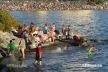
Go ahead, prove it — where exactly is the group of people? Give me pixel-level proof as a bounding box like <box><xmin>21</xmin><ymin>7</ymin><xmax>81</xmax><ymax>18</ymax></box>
<box><xmin>9</xmin><ymin>22</ymin><xmax>71</xmax><ymax>65</ymax></box>
<box><xmin>7</xmin><ymin>22</ymin><xmax>97</xmax><ymax>66</ymax></box>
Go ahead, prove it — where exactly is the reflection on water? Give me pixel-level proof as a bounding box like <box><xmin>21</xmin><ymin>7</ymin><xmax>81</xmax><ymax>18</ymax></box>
<box><xmin>0</xmin><ymin>43</ymin><xmax>108</xmax><ymax>72</ymax></box>
<box><xmin>37</xmin><ymin>11</ymin><xmax>48</xmax><ymax>18</ymax></box>
<box><xmin>46</xmin><ymin>46</ymin><xmax>68</xmax><ymax>53</ymax></box>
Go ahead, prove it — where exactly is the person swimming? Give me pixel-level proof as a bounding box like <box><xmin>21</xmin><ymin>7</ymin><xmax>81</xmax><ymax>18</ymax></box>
<box><xmin>87</xmin><ymin>45</ymin><xmax>96</xmax><ymax>59</ymax></box>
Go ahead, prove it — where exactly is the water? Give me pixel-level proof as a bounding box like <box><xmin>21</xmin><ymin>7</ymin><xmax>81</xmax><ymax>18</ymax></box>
<box><xmin>10</xmin><ymin>10</ymin><xmax>108</xmax><ymax>39</ymax></box>
<box><xmin>0</xmin><ymin>10</ymin><xmax>108</xmax><ymax>72</ymax></box>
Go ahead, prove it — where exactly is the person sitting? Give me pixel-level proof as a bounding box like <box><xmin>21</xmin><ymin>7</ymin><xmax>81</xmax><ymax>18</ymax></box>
<box><xmin>48</xmin><ymin>27</ymin><xmax>56</xmax><ymax>42</ymax></box>
<box><xmin>40</xmin><ymin>34</ymin><xmax>49</xmax><ymax>43</ymax></box>
<box><xmin>38</xmin><ymin>29</ymin><xmax>44</xmax><ymax>37</ymax></box>
<box><xmin>43</xmin><ymin>24</ymin><xmax>49</xmax><ymax>34</ymax></box>
<box><xmin>72</xmin><ymin>35</ymin><xmax>81</xmax><ymax>46</ymax></box>
<box><xmin>73</xmin><ymin>35</ymin><xmax>81</xmax><ymax>41</ymax></box>
<box><xmin>51</xmin><ymin>23</ymin><xmax>56</xmax><ymax>32</ymax></box>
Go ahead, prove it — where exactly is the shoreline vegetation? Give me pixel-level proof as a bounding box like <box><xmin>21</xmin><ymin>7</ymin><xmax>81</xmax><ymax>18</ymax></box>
<box><xmin>0</xmin><ymin>10</ymin><xmax>21</xmax><ymax>47</ymax></box>
<box><xmin>0</xmin><ymin>1</ymin><xmax>108</xmax><ymax>11</ymax></box>
<box><xmin>0</xmin><ymin>10</ymin><xmax>20</xmax><ymax>32</ymax></box>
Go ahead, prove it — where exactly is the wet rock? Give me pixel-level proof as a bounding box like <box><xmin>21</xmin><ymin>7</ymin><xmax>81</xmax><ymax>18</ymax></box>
<box><xmin>0</xmin><ymin>54</ymin><xmax>2</xmax><ymax>58</ymax></box>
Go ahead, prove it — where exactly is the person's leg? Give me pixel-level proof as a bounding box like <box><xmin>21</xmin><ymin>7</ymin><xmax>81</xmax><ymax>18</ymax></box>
<box><xmin>11</xmin><ymin>50</ymin><xmax>14</xmax><ymax>56</ymax></box>
<box><xmin>37</xmin><ymin>56</ymin><xmax>41</xmax><ymax>65</ymax></box>
<box><xmin>20</xmin><ymin>48</ymin><xmax>25</xmax><ymax>65</ymax></box>
<box><xmin>21</xmin><ymin>58</ymin><xmax>24</xmax><ymax>65</ymax></box>
<box><xmin>21</xmin><ymin>48</ymin><xmax>25</xmax><ymax>60</ymax></box>
<box><xmin>34</xmin><ymin>54</ymin><xmax>38</xmax><ymax>64</ymax></box>
<box><xmin>35</xmin><ymin>60</ymin><xmax>38</xmax><ymax>64</ymax></box>
<box><xmin>39</xmin><ymin>60</ymin><xmax>42</xmax><ymax>65</ymax></box>
<box><xmin>9</xmin><ymin>49</ymin><xmax>13</xmax><ymax>56</ymax></box>
<box><xmin>51</xmin><ymin>37</ymin><xmax>54</xmax><ymax>42</ymax></box>
<box><xmin>38</xmin><ymin>57</ymin><xmax>42</xmax><ymax>65</ymax></box>
<box><xmin>9</xmin><ymin>51</ymin><xmax>12</xmax><ymax>56</ymax></box>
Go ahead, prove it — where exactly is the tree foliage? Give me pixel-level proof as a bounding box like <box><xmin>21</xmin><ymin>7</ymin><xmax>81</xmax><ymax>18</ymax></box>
<box><xmin>0</xmin><ymin>10</ymin><xmax>21</xmax><ymax>32</ymax></box>
<box><xmin>87</xmin><ymin>0</ymin><xmax>106</xmax><ymax>4</ymax></box>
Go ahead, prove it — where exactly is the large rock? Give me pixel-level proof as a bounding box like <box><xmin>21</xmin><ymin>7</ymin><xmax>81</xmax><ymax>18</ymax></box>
<box><xmin>0</xmin><ymin>31</ymin><xmax>18</xmax><ymax>48</ymax></box>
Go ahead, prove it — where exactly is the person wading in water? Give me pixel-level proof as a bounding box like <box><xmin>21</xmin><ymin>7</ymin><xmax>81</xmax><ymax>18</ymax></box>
<box><xmin>87</xmin><ymin>45</ymin><xmax>97</xmax><ymax>60</ymax></box>
<box><xmin>17</xmin><ymin>26</ymin><xmax>26</xmax><ymax>65</ymax></box>
<box><xmin>34</xmin><ymin>43</ymin><xmax>42</xmax><ymax>65</ymax></box>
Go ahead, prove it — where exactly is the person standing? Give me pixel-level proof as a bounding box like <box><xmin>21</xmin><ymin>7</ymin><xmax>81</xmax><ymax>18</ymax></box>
<box><xmin>18</xmin><ymin>37</ymin><xmax>26</xmax><ymax>65</ymax></box>
<box><xmin>34</xmin><ymin>43</ymin><xmax>42</xmax><ymax>65</ymax></box>
<box><xmin>17</xmin><ymin>26</ymin><xmax>26</xmax><ymax>65</ymax></box>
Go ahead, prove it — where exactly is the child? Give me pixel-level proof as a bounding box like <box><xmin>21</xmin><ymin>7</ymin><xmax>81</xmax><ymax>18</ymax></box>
<box><xmin>87</xmin><ymin>45</ymin><xmax>96</xmax><ymax>59</ymax></box>
<box><xmin>34</xmin><ymin>43</ymin><xmax>42</xmax><ymax>65</ymax></box>
<box><xmin>7</xmin><ymin>39</ymin><xmax>17</xmax><ymax>56</ymax></box>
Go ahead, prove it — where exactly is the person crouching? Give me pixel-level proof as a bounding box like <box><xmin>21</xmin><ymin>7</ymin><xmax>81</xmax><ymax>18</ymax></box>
<box><xmin>7</xmin><ymin>39</ymin><xmax>17</xmax><ymax>56</ymax></box>
<box><xmin>34</xmin><ymin>43</ymin><xmax>42</xmax><ymax>65</ymax></box>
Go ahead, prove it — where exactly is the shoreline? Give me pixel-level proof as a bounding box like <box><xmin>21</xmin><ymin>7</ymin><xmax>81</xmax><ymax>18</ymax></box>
<box><xmin>1</xmin><ymin>2</ymin><xmax>108</xmax><ymax>11</ymax></box>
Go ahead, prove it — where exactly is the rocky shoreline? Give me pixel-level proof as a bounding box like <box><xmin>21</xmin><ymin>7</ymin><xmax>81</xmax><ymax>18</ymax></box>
<box><xmin>0</xmin><ymin>31</ymin><xmax>18</xmax><ymax>48</ymax></box>
<box><xmin>0</xmin><ymin>1</ymin><xmax>108</xmax><ymax>11</ymax></box>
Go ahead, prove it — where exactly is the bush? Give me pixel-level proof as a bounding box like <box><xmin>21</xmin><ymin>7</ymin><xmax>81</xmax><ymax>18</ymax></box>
<box><xmin>87</xmin><ymin>0</ymin><xmax>106</xmax><ymax>4</ymax></box>
<box><xmin>0</xmin><ymin>10</ymin><xmax>21</xmax><ymax>32</ymax></box>
<box><xmin>95</xmin><ymin>0</ymin><xmax>105</xmax><ymax>4</ymax></box>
